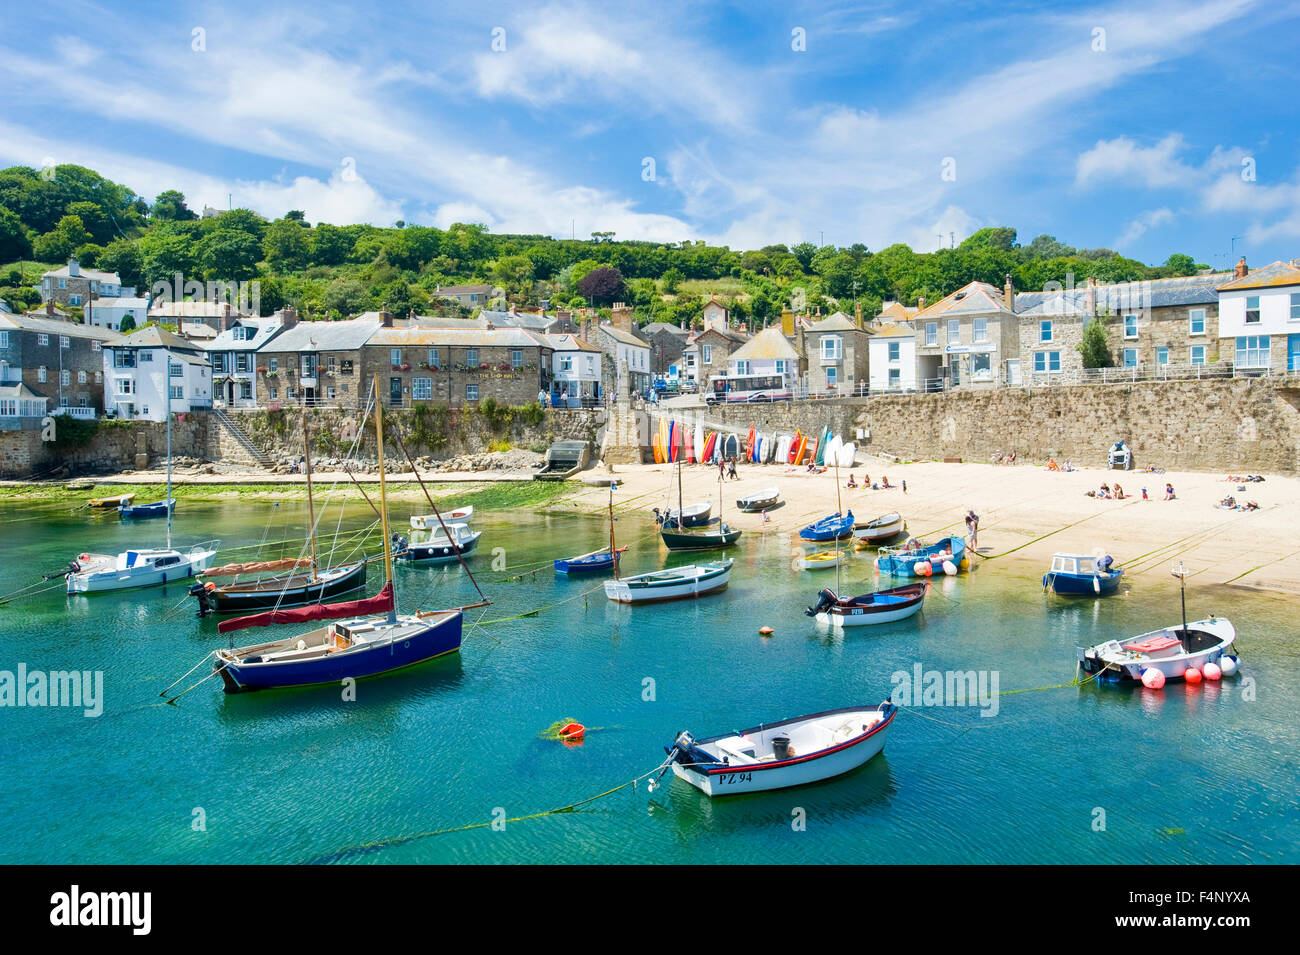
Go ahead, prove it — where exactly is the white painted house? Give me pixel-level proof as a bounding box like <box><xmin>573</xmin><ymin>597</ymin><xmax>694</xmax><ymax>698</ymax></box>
<box><xmin>726</xmin><ymin>326</ymin><xmax>801</xmax><ymax>385</ymax></box>
<box><xmin>543</xmin><ymin>333</ymin><xmax>603</xmax><ymax>407</ymax></box>
<box><xmin>868</xmin><ymin>322</ymin><xmax>918</xmax><ymax>392</ymax></box>
<box><xmin>102</xmin><ymin>326</ymin><xmax>212</xmax><ymax>421</ymax></box>
<box><xmin>86</xmin><ymin>296</ymin><xmax>150</xmax><ymax>332</ymax></box>
<box><xmin>1216</xmin><ymin>260</ymin><xmax>1300</xmax><ymax>374</ymax></box>
<box><xmin>205</xmin><ymin>317</ymin><xmax>284</xmax><ymax>408</ymax></box>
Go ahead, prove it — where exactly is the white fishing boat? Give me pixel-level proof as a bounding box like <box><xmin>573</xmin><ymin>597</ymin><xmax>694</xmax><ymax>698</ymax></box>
<box><xmin>603</xmin><ymin>559</ymin><xmax>732</xmax><ymax>604</ymax></box>
<box><xmin>1076</xmin><ymin>563</ymin><xmax>1238</xmax><ymax>685</ymax></box>
<box><xmin>736</xmin><ymin>485</ymin><xmax>780</xmax><ymax>512</ymax></box>
<box><xmin>660</xmin><ymin>701</ymin><xmax>897</xmax><ymax>796</ymax></box>
<box><xmin>853</xmin><ymin>512</ymin><xmax>906</xmax><ymax>542</ymax></box>
<box><xmin>399</xmin><ymin>522</ymin><xmax>481</xmax><ymax>563</ymax></box>
<box><xmin>655</xmin><ymin>500</ymin><xmax>712</xmax><ymax>529</ymax></box>
<box><xmin>799</xmin><ymin>550</ymin><xmax>847</xmax><ymax>571</ymax></box>
<box><xmin>410</xmin><ymin>506</ymin><xmax>472</xmax><ymax>529</ymax></box>
<box><xmin>67</xmin><ymin>386</ymin><xmax>218</xmax><ymax>593</ymax></box>
<box><xmin>807</xmin><ymin>583</ymin><xmax>928</xmax><ymax>627</ymax></box>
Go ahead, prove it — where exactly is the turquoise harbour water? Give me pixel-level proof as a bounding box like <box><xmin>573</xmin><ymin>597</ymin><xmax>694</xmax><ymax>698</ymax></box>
<box><xmin>1</xmin><ymin>498</ymin><xmax>1296</xmax><ymax>865</ymax></box>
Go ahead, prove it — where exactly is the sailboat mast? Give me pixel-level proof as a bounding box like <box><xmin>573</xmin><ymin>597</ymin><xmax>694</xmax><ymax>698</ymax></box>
<box><xmin>374</xmin><ymin>377</ymin><xmax>397</xmax><ymax>623</ymax></box>
<box><xmin>165</xmin><ymin>375</ymin><xmax>172</xmax><ymax>550</ymax></box>
<box><xmin>609</xmin><ymin>482</ymin><xmax>618</xmax><ymax>580</ymax></box>
<box><xmin>302</xmin><ymin>415</ymin><xmax>320</xmax><ymax>580</ymax></box>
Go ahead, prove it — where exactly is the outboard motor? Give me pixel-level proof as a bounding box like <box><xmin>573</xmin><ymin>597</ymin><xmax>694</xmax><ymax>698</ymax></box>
<box><xmin>1098</xmin><ymin>555</ymin><xmax>1113</xmax><ymax>573</ymax></box>
<box><xmin>806</xmin><ymin>588</ymin><xmax>837</xmax><ymax>617</ymax></box>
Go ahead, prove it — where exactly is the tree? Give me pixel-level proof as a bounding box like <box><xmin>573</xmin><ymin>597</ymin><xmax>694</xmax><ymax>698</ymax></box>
<box><xmin>197</xmin><ymin>228</ymin><xmax>261</xmax><ymax>281</ymax></box>
<box><xmin>32</xmin><ymin>214</ymin><xmax>92</xmax><ymax>263</ymax></box>
<box><xmin>310</xmin><ymin>223</ymin><xmax>354</xmax><ymax>266</ymax></box>
<box><xmin>1078</xmin><ymin>319</ymin><xmax>1113</xmax><ymax>368</ymax></box>
<box><xmin>98</xmin><ymin>238</ymin><xmax>144</xmax><ymax>291</ymax></box>
<box><xmin>0</xmin><ymin>205</ymin><xmax>31</xmax><ymax>261</ymax></box>
<box><xmin>139</xmin><ymin>228</ymin><xmax>199</xmax><ymax>288</ymax></box>
<box><xmin>323</xmin><ymin>277</ymin><xmax>367</xmax><ymax>317</ymax></box>
<box><xmin>660</xmin><ymin>267</ymin><xmax>683</xmax><ymax>294</ymax></box>
<box><xmin>118</xmin><ymin>314</ymin><xmax>136</xmax><ymax>333</ymax></box>
<box><xmin>263</xmin><ymin>217</ymin><xmax>311</xmax><ymax>271</ymax></box>
<box><xmin>152</xmin><ymin>190</ymin><xmax>197</xmax><ymax>221</ymax></box>
<box><xmin>577</xmin><ymin>266</ymin><xmax>625</xmax><ymax>305</ymax></box>
<box><xmin>960</xmin><ymin>226</ymin><xmax>1018</xmax><ymax>252</ymax></box>
<box><xmin>1164</xmin><ymin>253</ymin><xmax>1196</xmax><ymax>276</ymax></box>
<box><xmin>490</xmin><ymin>254</ymin><xmax>534</xmax><ymax>300</ymax></box>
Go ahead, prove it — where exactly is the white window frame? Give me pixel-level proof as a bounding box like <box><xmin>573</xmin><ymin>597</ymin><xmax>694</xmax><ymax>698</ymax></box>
<box><xmin>1290</xmin><ymin>294</ymin><xmax>1300</xmax><ymax>322</ymax></box>
<box><xmin>390</xmin><ymin>348</ymin><xmax>402</xmax><ymax>366</ymax></box>
<box><xmin>701</xmin><ymin>344</ymin><xmax>712</xmax><ymax>364</ymax></box>
<box><xmin>1123</xmin><ymin>348</ymin><xmax>1138</xmax><ymax>368</ymax></box>
<box><xmin>412</xmin><ymin>377</ymin><xmax>432</xmax><ymax>400</ymax></box>
<box><xmin>1245</xmin><ymin>296</ymin><xmax>1260</xmax><ymax>324</ymax></box>
<box><xmin>822</xmin><ymin>336</ymin><xmax>843</xmax><ymax>361</ymax></box>
<box><xmin>1123</xmin><ymin>314</ymin><xmax>1138</xmax><ymax>339</ymax></box>
<box><xmin>973</xmin><ymin>318</ymin><xmax>988</xmax><ymax>343</ymax></box>
<box><xmin>1190</xmin><ymin>345</ymin><xmax>1206</xmax><ymax>365</ymax></box>
<box><xmin>38</xmin><ymin>366</ymin><xmax>47</xmax><ymax>382</ymax></box>
<box><xmin>925</xmin><ymin>323</ymin><xmax>937</xmax><ymax>346</ymax></box>
<box><xmin>887</xmin><ymin>342</ymin><xmax>900</xmax><ymax>362</ymax></box>
<box><xmin>1155</xmin><ymin>347</ymin><xmax>1169</xmax><ymax>366</ymax></box>
<box><xmin>946</xmin><ymin>320</ymin><xmax>959</xmax><ymax>344</ymax></box>
<box><xmin>60</xmin><ymin>335</ymin><xmax>70</xmax><ymax>349</ymax></box>
<box><xmin>37</xmin><ymin>334</ymin><xmax>49</xmax><ymax>346</ymax></box>
<box><xmin>466</xmin><ymin>384</ymin><xmax>479</xmax><ymax>401</ymax></box>
<box><xmin>1039</xmin><ymin>320</ymin><xmax>1053</xmax><ymax>343</ymax></box>
<box><xmin>77</xmin><ymin>370</ymin><xmax>87</xmax><ymax>383</ymax></box>
<box><xmin>1235</xmin><ymin>335</ymin><xmax>1269</xmax><ymax>369</ymax></box>
<box><xmin>1188</xmin><ymin>308</ymin><xmax>1206</xmax><ymax>336</ymax></box>
<box><xmin>1033</xmin><ymin>351</ymin><xmax>1061</xmax><ymax>373</ymax></box>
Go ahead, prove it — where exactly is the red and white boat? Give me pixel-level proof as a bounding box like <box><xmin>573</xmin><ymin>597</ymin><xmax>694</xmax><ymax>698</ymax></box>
<box><xmin>806</xmin><ymin>582</ymin><xmax>928</xmax><ymax>627</ymax></box>
<box><xmin>661</xmin><ymin>701</ymin><xmax>897</xmax><ymax>796</ymax></box>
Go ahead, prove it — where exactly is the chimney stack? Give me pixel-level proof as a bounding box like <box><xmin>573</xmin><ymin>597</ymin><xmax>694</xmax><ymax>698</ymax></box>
<box><xmin>917</xmin><ymin>296</ymin><xmax>926</xmax><ymax>311</ymax></box>
<box><xmin>379</xmin><ymin>309</ymin><xmax>393</xmax><ymax>328</ymax></box>
<box><xmin>68</xmin><ymin>257</ymin><xmax>80</xmax><ymax>278</ymax></box>
<box><xmin>45</xmin><ymin>300</ymin><xmax>55</xmax><ymax>317</ymax></box>
<box><xmin>1085</xmin><ymin>276</ymin><xmax>1097</xmax><ymax>317</ymax></box>
<box><xmin>280</xmin><ymin>305</ymin><xmax>299</xmax><ymax>329</ymax></box>
<box><xmin>221</xmin><ymin>302</ymin><xmax>233</xmax><ymax>331</ymax></box>
<box><xmin>1235</xmin><ymin>256</ymin><xmax>1248</xmax><ymax>280</ymax></box>
<box><xmin>1004</xmin><ymin>274</ymin><xmax>1014</xmax><ymax>310</ymax></box>
<box><xmin>855</xmin><ymin>301</ymin><xmax>863</xmax><ymax>329</ymax></box>
<box><xmin>781</xmin><ymin>309</ymin><xmax>794</xmax><ymax>336</ymax></box>
<box><xmin>611</xmin><ymin>302</ymin><xmax>633</xmax><ymax>333</ymax></box>
<box><xmin>581</xmin><ymin>316</ymin><xmax>591</xmax><ymax>342</ymax></box>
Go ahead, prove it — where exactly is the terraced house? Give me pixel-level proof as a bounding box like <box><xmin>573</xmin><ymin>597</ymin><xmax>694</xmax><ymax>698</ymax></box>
<box><xmin>255</xmin><ymin>309</ymin><xmax>379</xmax><ymax>407</ymax></box>
<box><xmin>39</xmin><ymin>257</ymin><xmax>130</xmax><ymax>307</ymax></box>
<box><xmin>363</xmin><ymin>324</ymin><xmax>553</xmax><ymax>408</ymax></box>
<box><xmin>1216</xmin><ymin>259</ymin><xmax>1300</xmax><ymax>375</ymax></box>
<box><xmin>0</xmin><ymin>311</ymin><xmax>119</xmax><ymax>425</ymax></box>
<box><xmin>915</xmin><ymin>279</ymin><xmax>1021</xmax><ymax>388</ymax></box>
<box><xmin>805</xmin><ymin>311</ymin><xmax>870</xmax><ymax>395</ymax></box>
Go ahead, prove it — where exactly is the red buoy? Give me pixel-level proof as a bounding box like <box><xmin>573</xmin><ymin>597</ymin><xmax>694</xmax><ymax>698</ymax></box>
<box><xmin>558</xmin><ymin>721</ymin><xmax>585</xmax><ymax>741</ymax></box>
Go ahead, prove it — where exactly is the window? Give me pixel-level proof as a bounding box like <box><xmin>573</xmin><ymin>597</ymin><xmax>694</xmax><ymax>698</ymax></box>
<box><xmin>428</xmin><ymin>349</ymin><xmax>440</xmax><ymax>368</ymax></box>
<box><xmin>466</xmin><ymin>348</ymin><xmax>478</xmax><ymax>366</ymax></box>
<box><xmin>239</xmin><ymin>381</ymin><xmax>252</xmax><ymax>400</ymax></box>
<box><xmin>327</xmin><ymin>357</ymin><xmax>336</xmax><ymax>374</ymax></box>
<box><xmin>466</xmin><ymin>384</ymin><xmax>479</xmax><ymax>401</ymax></box>
<box><xmin>925</xmin><ymin>323</ymin><xmax>937</xmax><ymax>346</ymax></box>
<box><xmin>115</xmin><ymin>378</ymin><xmax>132</xmax><ymax>395</ymax></box>
<box><xmin>1123</xmin><ymin>314</ymin><xmax>1138</xmax><ymax>339</ymax></box>
<box><xmin>1242</xmin><ymin>296</ymin><xmax>1261</xmax><ymax>325</ymax></box>
<box><xmin>169</xmin><ymin>362</ymin><xmax>183</xmax><ymax>378</ymax></box>
<box><xmin>826</xmin><ymin>366</ymin><xmax>838</xmax><ymax>388</ymax></box>
<box><xmin>1123</xmin><ymin>348</ymin><xmax>1138</xmax><ymax>367</ymax></box>
<box><xmin>77</xmin><ymin>370</ymin><xmax>87</xmax><ymax>384</ymax></box>
<box><xmin>390</xmin><ymin>348</ymin><xmax>402</xmax><ymax>366</ymax></box>
<box><xmin>0</xmin><ymin>399</ymin><xmax>13</xmax><ymax>416</ymax></box>
<box><xmin>1156</xmin><ymin>347</ymin><xmax>1169</xmax><ymax>366</ymax></box>
<box><xmin>139</xmin><ymin>350</ymin><xmax>153</xmax><ymax>362</ymax></box>
<box><xmin>169</xmin><ymin>385</ymin><xmax>183</xmax><ymax>399</ymax></box>
<box><xmin>888</xmin><ymin>368</ymin><xmax>901</xmax><ymax>387</ymax></box>
<box><xmin>971</xmin><ymin>353</ymin><xmax>991</xmax><ymax>378</ymax></box>
<box><xmin>702</xmin><ymin>344</ymin><xmax>713</xmax><ymax>364</ymax></box>
<box><xmin>413</xmin><ymin>377</ymin><xmax>432</xmax><ymax>400</ymax></box>
<box><xmin>69</xmin><ymin>295</ymin><xmax>82</xmax><ymax>306</ymax></box>
<box><xmin>61</xmin><ymin>369</ymin><xmax>70</xmax><ymax>386</ymax></box>
<box><xmin>0</xmin><ymin>331</ymin><xmax>7</xmax><ymax>348</ymax></box>
<box><xmin>269</xmin><ymin>358</ymin><xmax>278</xmax><ymax>373</ymax></box>
<box><xmin>1235</xmin><ymin>335</ymin><xmax>1270</xmax><ymax>368</ymax></box>
<box><xmin>235</xmin><ymin>354</ymin><xmax>249</xmax><ymax>373</ymax></box>
<box><xmin>888</xmin><ymin>342</ymin><xmax>900</xmax><ymax>362</ymax></box>
<box><xmin>57</xmin><ymin>278</ymin><xmax>66</xmax><ymax>289</ymax></box>
<box><xmin>1039</xmin><ymin>320</ymin><xmax>1053</xmax><ymax>343</ymax></box>
<box><xmin>947</xmin><ymin>320</ymin><xmax>959</xmax><ymax>343</ymax></box>
<box><xmin>37</xmin><ymin>334</ymin><xmax>49</xmax><ymax>346</ymax></box>
<box><xmin>775</xmin><ymin>360</ymin><xmax>787</xmax><ymax>375</ymax></box>
<box><xmin>91</xmin><ymin>340</ymin><xmax>101</xmax><ymax>352</ymax></box>
<box><xmin>1189</xmin><ymin>309</ymin><xmax>1206</xmax><ymax>335</ymax></box>
<box><xmin>269</xmin><ymin>388</ymin><xmax>278</xmax><ymax>400</ymax></box>
<box><xmin>559</xmin><ymin>356</ymin><xmax>572</xmax><ymax>372</ymax></box>
<box><xmin>1190</xmin><ymin>345</ymin><xmax>1206</xmax><ymax>365</ymax></box>
<box><xmin>38</xmin><ymin>366</ymin><xmax>47</xmax><ymax>382</ymax></box>
<box><xmin>60</xmin><ymin>336</ymin><xmax>70</xmax><ymax>349</ymax></box>
<box><xmin>1033</xmin><ymin>351</ymin><xmax>1060</xmax><ymax>373</ymax></box>
<box><xmin>95</xmin><ymin>371</ymin><xmax>101</xmax><ymax>383</ymax></box>
<box><xmin>114</xmin><ymin>351</ymin><xmax>135</xmax><ymax>368</ymax></box>
<box><xmin>1291</xmin><ymin>294</ymin><xmax>1300</xmax><ymax>321</ymax></box>
<box><xmin>973</xmin><ymin>318</ymin><xmax>988</xmax><ymax>343</ymax></box>
<box><xmin>734</xmin><ymin>360</ymin><xmax>751</xmax><ymax>376</ymax></box>
<box><xmin>822</xmin><ymin>336</ymin><xmax>843</xmax><ymax>360</ymax></box>
<box><xmin>511</xmin><ymin>349</ymin><xmax>523</xmax><ymax>368</ymax></box>
<box><xmin>326</xmin><ymin>387</ymin><xmax>336</xmax><ymax>399</ymax></box>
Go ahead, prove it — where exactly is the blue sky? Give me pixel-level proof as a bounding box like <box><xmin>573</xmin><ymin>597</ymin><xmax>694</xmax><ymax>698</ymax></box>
<box><xmin>2</xmin><ymin>0</ymin><xmax>1299</xmax><ymax>268</ymax></box>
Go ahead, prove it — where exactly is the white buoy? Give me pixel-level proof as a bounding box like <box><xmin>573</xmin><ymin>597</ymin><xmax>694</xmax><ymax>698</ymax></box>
<box><xmin>942</xmin><ymin>560</ymin><xmax>957</xmax><ymax>576</ymax></box>
<box><xmin>1202</xmin><ymin>661</ymin><xmax>1222</xmax><ymax>681</ymax></box>
<box><xmin>913</xmin><ymin>561</ymin><xmax>927</xmax><ymax>576</ymax></box>
<box><xmin>1141</xmin><ymin>668</ymin><xmax>1165</xmax><ymax>689</ymax></box>
<box><xmin>1220</xmin><ymin>655</ymin><xmax>1239</xmax><ymax>676</ymax></box>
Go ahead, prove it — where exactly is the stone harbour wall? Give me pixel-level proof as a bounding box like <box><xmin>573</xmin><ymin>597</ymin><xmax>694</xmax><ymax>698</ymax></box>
<box><xmin>0</xmin><ymin>412</ymin><xmax>209</xmax><ymax>479</ymax></box>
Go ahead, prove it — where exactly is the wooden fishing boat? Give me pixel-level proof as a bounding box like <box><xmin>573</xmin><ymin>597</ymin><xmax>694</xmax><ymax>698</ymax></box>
<box><xmin>656</xmin><ymin>501</ymin><xmax>712</xmax><ymax>529</ymax></box>
<box><xmin>1078</xmin><ymin>618</ymin><xmax>1236</xmax><ymax>684</ymax></box>
<box><xmin>210</xmin><ymin>378</ymin><xmax>481</xmax><ymax>694</ymax></box>
<box><xmin>799</xmin><ymin>550</ymin><xmax>847</xmax><ymax>571</ymax></box>
<box><xmin>399</xmin><ymin>522</ymin><xmax>481</xmax><ymax>563</ymax></box>
<box><xmin>853</xmin><ymin>512</ymin><xmax>906</xmax><ymax>543</ymax></box>
<box><xmin>660</xmin><ymin>701</ymin><xmax>897</xmax><ymax>797</ymax></box>
<box><xmin>410</xmin><ymin>507</ymin><xmax>472</xmax><ymax>529</ymax></box>
<box><xmin>119</xmin><ymin>498</ymin><xmax>176</xmax><ymax>519</ymax></box>
<box><xmin>875</xmin><ymin>536</ymin><xmax>965</xmax><ymax>577</ymax></box>
<box><xmin>603</xmin><ymin>559</ymin><xmax>732</xmax><ymax>604</ymax></box>
<box><xmin>799</xmin><ymin>510</ymin><xmax>855</xmax><ymax>542</ymax></box>
<box><xmin>87</xmin><ymin>492</ymin><xmax>135</xmax><ymax>509</ymax></box>
<box><xmin>660</xmin><ymin>461</ymin><xmax>741</xmax><ymax>551</ymax></box>
<box><xmin>736</xmin><ymin>486</ymin><xmax>780</xmax><ymax>512</ymax></box>
<box><xmin>806</xmin><ymin>582</ymin><xmax>928</xmax><ymax>627</ymax></box>
<box><xmin>192</xmin><ymin>560</ymin><xmax>367</xmax><ymax>616</ymax></box>
<box><xmin>554</xmin><ymin>546</ymin><xmax>627</xmax><ymax>574</ymax></box>
<box><xmin>1043</xmin><ymin>552</ymin><xmax>1122</xmax><ymax>596</ymax></box>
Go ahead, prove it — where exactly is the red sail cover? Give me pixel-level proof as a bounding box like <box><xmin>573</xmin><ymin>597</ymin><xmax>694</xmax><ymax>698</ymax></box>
<box><xmin>218</xmin><ymin>582</ymin><xmax>394</xmax><ymax>634</ymax></box>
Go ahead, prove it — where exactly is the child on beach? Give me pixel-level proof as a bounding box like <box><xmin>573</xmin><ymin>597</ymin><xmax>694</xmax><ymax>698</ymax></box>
<box><xmin>1164</xmin><ymin>483</ymin><xmax>1175</xmax><ymax>500</ymax></box>
<box><xmin>846</xmin><ymin>474</ymin><xmax>858</xmax><ymax>488</ymax></box>
<box><xmin>881</xmin><ymin>475</ymin><xmax>892</xmax><ymax>488</ymax></box>
<box><xmin>965</xmin><ymin>510</ymin><xmax>979</xmax><ymax>549</ymax></box>
<box><xmin>1142</xmin><ymin>487</ymin><xmax>1148</xmax><ymax>500</ymax></box>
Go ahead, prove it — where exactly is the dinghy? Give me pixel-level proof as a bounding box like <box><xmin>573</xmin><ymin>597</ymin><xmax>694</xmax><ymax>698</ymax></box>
<box><xmin>875</xmin><ymin>536</ymin><xmax>965</xmax><ymax>577</ymax></box>
<box><xmin>799</xmin><ymin>510</ymin><xmax>855</xmax><ymax>542</ymax></box>
<box><xmin>659</xmin><ymin>461</ymin><xmax>741</xmax><ymax>551</ymax></box>
<box><xmin>119</xmin><ymin>498</ymin><xmax>176</xmax><ymax>519</ymax></box>
<box><xmin>1044</xmin><ymin>552</ymin><xmax>1122</xmax><ymax>596</ymax></box>
<box><xmin>661</xmin><ymin>701</ymin><xmax>897</xmax><ymax>797</ymax></box>
<box><xmin>736</xmin><ymin>486</ymin><xmax>780</xmax><ymax>512</ymax></box>
<box><xmin>410</xmin><ymin>507</ymin><xmax>472</xmax><ymax>529</ymax></box>
<box><xmin>398</xmin><ymin>522</ymin><xmax>481</xmax><ymax>563</ymax></box>
<box><xmin>558</xmin><ymin>482</ymin><xmax>626</xmax><ymax>573</ymax></box>
<box><xmin>853</xmin><ymin>512</ymin><xmax>906</xmax><ymax>543</ymax></box>
<box><xmin>87</xmin><ymin>492</ymin><xmax>135</xmax><ymax>509</ymax></box>
<box><xmin>604</xmin><ymin>559</ymin><xmax>733</xmax><ymax>604</ymax></box>
<box><xmin>799</xmin><ymin>550</ymin><xmax>847</xmax><ymax>571</ymax></box>
<box><xmin>656</xmin><ymin>501</ymin><xmax>712</xmax><ymax>528</ymax></box>
<box><xmin>806</xmin><ymin>582</ymin><xmax>928</xmax><ymax>627</ymax></box>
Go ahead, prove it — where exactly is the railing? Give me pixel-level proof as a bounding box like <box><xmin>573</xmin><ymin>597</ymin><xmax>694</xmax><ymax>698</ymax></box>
<box><xmin>50</xmin><ymin>406</ymin><xmax>96</xmax><ymax>419</ymax></box>
<box><xmin>1024</xmin><ymin>362</ymin><xmax>1239</xmax><ymax>388</ymax></box>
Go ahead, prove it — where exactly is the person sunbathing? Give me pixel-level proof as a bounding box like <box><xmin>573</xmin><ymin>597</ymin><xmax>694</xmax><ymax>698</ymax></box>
<box><xmin>1047</xmin><ymin>459</ymin><xmax>1060</xmax><ymax>471</ymax></box>
<box><xmin>881</xmin><ymin>475</ymin><xmax>893</xmax><ymax>488</ymax></box>
<box><xmin>1113</xmin><ymin>483</ymin><xmax>1124</xmax><ymax>499</ymax></box>
<box><xmin>846</xmin><ymin>474</ymin><xmax>858</xmax><ymax>488</ymax></box>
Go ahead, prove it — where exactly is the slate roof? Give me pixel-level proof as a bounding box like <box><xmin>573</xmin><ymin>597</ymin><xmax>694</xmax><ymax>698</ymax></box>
<box><xmin>259</xmin><ymin>318</ymin><xmax>382</xmax><ymax>353</ymax></box>
<box><xmin>369</xmin><ymin>326</ymin><xmax>550</xmax><ymax>348</ymax></box>
<box><xmin>597</xmin><ymin>324</ymin><xmax>650</xmax><ymax>348</ymax></box>
<box><xmin>42</xmin><ymin>262</ymin><xmax>120</xmax><ymax>283</ymax></box>
<box><xmin>205</xmin><ymin>319</ymin><xmax>284</xmax><ymax>351</ymax></box>
<box><xmin>109</xmin><ymin>324</ymin><xmax>209</xmax><ymax>360</ymax></box>
<box><xmin>1016</xmin><ymin>272</ymin><xmax>1229</xmax><ymax>315</ymax></box>
<box><xmin>728</xmin><ymin>326</ymin><xmax>801</xmax><ymax>361</ymax></box>
<box><xmin>918</xmin><ymin>282</ymin><xmax>1013</xmax><ymax>318</ymax></box>
<box><xmin>641</xmin><ymin>322</ymin><xmax>690</xmax><ymax>337</ymax></box>
<box><xmin>543</xmin><ymin>333</ymin><xmax>604</xmax><ymax>353</ymax></box>
<box><xmin>809</xmin><ymin>312</ymin><xmax>862</xmax><ymax>333</ymax></box>
<box><xmin>870</xmin><ymin>322</ymin><xmax>915</xmax><ymax>339</ymax></box>
<box><xmin>0</xmin><ymin>312</ymin><xmax>122</xmax><ymax>342</ymax></box>
<box><xmin>1217</xmin><ymin>261</ymin><xmax>1300</xmax><ymax>291</ymax></box>
<box><xmin>480</xmin><ymin>309</ymin><xmax>557</xmax><ymax>331</ymax></box>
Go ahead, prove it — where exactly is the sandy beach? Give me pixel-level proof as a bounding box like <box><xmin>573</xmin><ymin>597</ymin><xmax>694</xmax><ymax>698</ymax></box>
<box><xmin>564</xmin><ymin>455</ymin><xmax>1300</xmax><ymax>599</ymax></box>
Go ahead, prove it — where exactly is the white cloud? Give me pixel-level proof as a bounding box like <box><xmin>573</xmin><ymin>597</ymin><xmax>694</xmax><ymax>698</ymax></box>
<box><xmin>1076</xmin><ymin>135</ymin><xmax>1197</xmax><ymax>189</ymax></box>
<box><xmin>1115</xmin><ymin>207</ymin><xmax>1175</xmax><ymax>247</ymax></box>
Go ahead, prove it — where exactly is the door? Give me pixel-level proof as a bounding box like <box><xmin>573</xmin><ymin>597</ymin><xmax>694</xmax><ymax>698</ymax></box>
<box><xmin>390</xmin><ymin>377</ymin><xmax>402</xmax><ymax>406</ymax></box>
<box><xmin>1005</xmin><ymin>359</ymin><xmax>1021</xmax><ymax>385</ymax></box>
<box><xmin>1289</xmin><ymin>334</ymin><xmax>1300</xmax><ymax>372</ymax></box>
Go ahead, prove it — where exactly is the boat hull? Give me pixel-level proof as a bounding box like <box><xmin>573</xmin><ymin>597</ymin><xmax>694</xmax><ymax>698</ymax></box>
<box><xmin>853</xmin><ymin>514</ymin><xmax>905</xmax><ymax>542</ymax></box>
<box><xmin>811</xmin><ymin>583</ymin><xmax>928</xmax><ymax>627</ymax></box>
<box><xmin>604</xmin><ymin>561</ymin><xmax>732</xmax><ymax>604</ymax></box>
<box><xmin>554</xmin><ymin>551</ymin><xmax>622</xmax><ymax>574</ymax></box>
<box><xmin>1045</xmin><ymin>569</ymin><xmax>1123</xmax><ymax>596</ymax></box>
<box><xmin>216</xmin><ymin>612</ymin><xmax>463</xmax><ymax>693</ymax></box>
<box><xmin>799</xmin><ymin>511</ymin><xmax>855</xmax><ymax>542</ymax></box>
<box><xmin>875</xmin><ymin>536</ymin><xmax>965</xmax><ymax>576</ymax></box>
<box><xmin>661</xmin><ymin>527</ymin><xmax>741</xmax><ymax>551</ymax></box>
<box><xmin>670</xmin><ymin>703</ymin><xmax>895</xmax><ymax>797</ymax></box>
<box><xmin>120</xmin><ymin>499</ymin><xmax>176</xmax><ymax>519</ymax></box>
<box><xmin>191</xmin><ymin>562</ymin><xmax>368</xmax><ymax>615</ymax></box>
<box><xmin>68</xmin><ymin>547</ymin><xmax>217</xmax><ymax>594</ymax></box>
<box><xmin>1078</xmin><ymin>617</ymin><xmax>1236</xmax><ymax>683</ymax></box>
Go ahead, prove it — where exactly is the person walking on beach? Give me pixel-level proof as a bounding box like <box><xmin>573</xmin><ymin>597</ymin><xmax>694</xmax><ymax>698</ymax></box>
<box><xmin>727</xmin><ymin>457</ymin><xmax>738</xmax><ymax>481</ymax></box>
<box><xmin>902</xmin><ymin>479</ymin><xmax>907</xmax><ymax>494</ymax></box>
<box><xmin>965</xmin><ymin>510</ymin><xmax>979</xmax><ymax>550</ymax></box>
